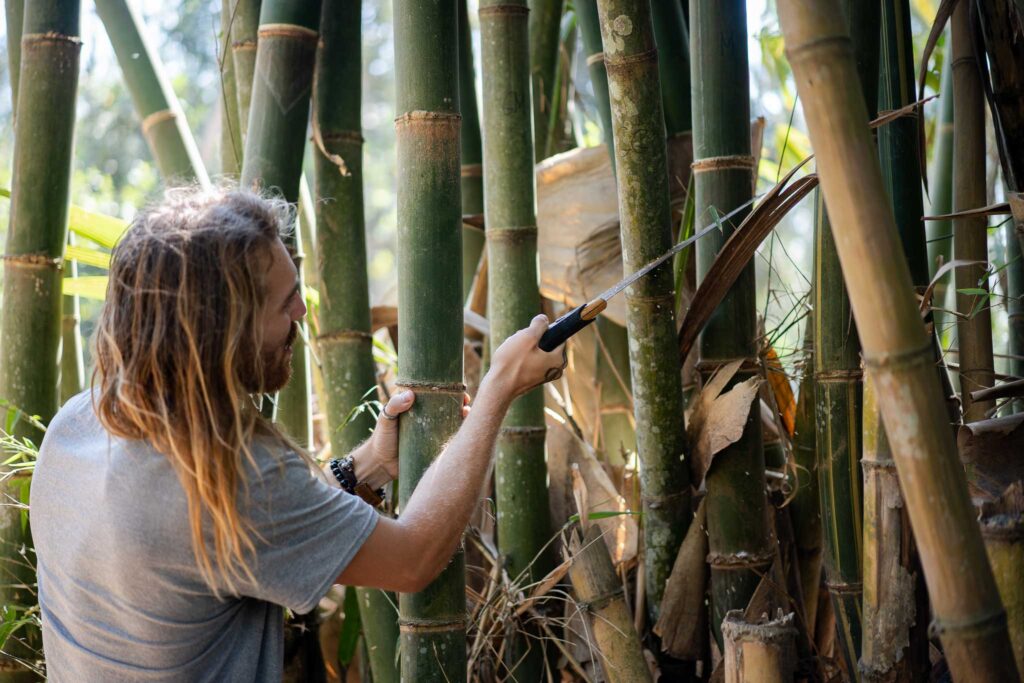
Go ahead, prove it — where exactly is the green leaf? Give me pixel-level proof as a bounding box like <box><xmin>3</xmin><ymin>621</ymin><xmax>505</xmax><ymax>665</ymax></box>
<box><xmin>63</xmin><ymin>276</ymin><xmax>110</xmax><ymax>302</ymax></box>
<box><xmin>338</xmin><ymin>587</ymin><xmax>361</xmax><ymax>667</ymax></box>
<box><xmin>65</xmin><ymin>243</ymin><xmax>112</xmax><ymax>270</ymax></box>
<box><xmin>69</xmin><ymin>206</ymin><xmax>128</xmax><ymax>249</ymax></box>
<box><xmin>568</xmin><ymin>510</ymin><xmax>641</xmax><ymax>523</ymax></box>
<box><xmin>956</xmin><ymin>287</ymin><xmax>990</xmax><ymax>296</ymax></box>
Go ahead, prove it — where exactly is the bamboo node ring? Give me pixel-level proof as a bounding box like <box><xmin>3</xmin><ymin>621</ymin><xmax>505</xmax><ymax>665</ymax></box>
<box><xmin>316</xmin><ymin>329</ymin><xmax>373</xmax><ymax>345</ymax></box>
<box><xmin>784</xmin><ymin>34</ymin><xmax>852</xmax><ymax>63</ymax></box>
<box><xmin>478</xmin><ymin>4</ymin><xmax>530</xmax><ymax>17</ymax></box>
<box><xmin>861</xmin><ymin>458</ymin><xmax>896</xmax><ymax>471</ymax></box>
<box><xmin>691</xmin><ymin>155</ymin><xmax>757</xmax><ymax>174</ymax></box>
<box><xmin>460</xmin><ymin>163</ymin><xmax>483</xmax><ymax>178</ymax></box>
<box><xmin>814</xmin><ymin>368</ymin><xmax>863</xmax><ymax>383</ymax></box>
<box><xmin>578</xmin><ymin>586</ymin><xmax>624</xmax><ymax>613</ymax></box>
<box><xmin>604</xmin><ymin>47</ymin><xmax>658</xmax><ymax>68</ymax></box>
<box><xmin>706</xmin><ymin>548</ymin><xmax>774</xmax><ymax>570</ymax></box>
<box><xmin>319</xmin><ymin>130</ymin><xmax>364</xmax><ymax>145</ymax></box>
<box><xmin>695</xmin><ymin>358</ymin><xmax>760</xmax><ymax>376</ymax></box>
<box><xmin>231</xmin><ymin>39</ymin><xmax>257</xmax><ymax>52</ymax></box>
<box><xmin>21</xmin><ymin>32</ymin><xmax>82</xmax><ymax>49</ymax></box>
<box><xmin>395</xmin><ymin>379</ymin><xmax>466</xmax><ymax>395</ymax></box>
<box><xmin>862</xmin><ymin>341</ymin><xmax>933</xmax><ymax>372</ymax></box>
<box><xmin>487</xmin><ymin>226</ymin><xmax>538</xmax><ymax>244</ymax></box>
<box><xmin>394</xmin><ymin>110</ymin><xmax>462</xmax><ymax>126</ymax></box>
<box><xmin>928</xmin><ymin>609</ymin><xmax>1007</xmax><ymax>640</ymax></box>
<box><xmin>257</xmin><ymin>24</ymin><xmax>319</xmax><ymax>42</ymax></box>
<box><xmin>499</xmin><ymin>425</ymin><xmax>546</xmax><ymax>439</ymax></box>
<box><xmin>0</xmin><ymin>253</ymin><xmax>63</xmax><ymax>269</ymax></box>
<box><xmin>825</xmin><ymin>579</ymin><xmax>862</xmax><ymax>595</ymax></box>
<box><xmin>141</xmin><ymin>109</ymin><xmax>177</xmax><ymax>135</ymax></box>
<box><xmin>398</xmin><ymin>617</ymin><xmax>466</xmax><ymax>633</ymax></box>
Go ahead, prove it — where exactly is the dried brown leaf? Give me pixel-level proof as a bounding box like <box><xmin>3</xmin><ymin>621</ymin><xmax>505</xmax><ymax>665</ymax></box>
<box><xmin>654</xmin><ymin>499</ymin><xmax>708</xmax><ymax>660</ymax></box>
<box><xmin>689</xmin><ymin>373</ymin><xmax>762</xmax><ymax>486</ymax></box>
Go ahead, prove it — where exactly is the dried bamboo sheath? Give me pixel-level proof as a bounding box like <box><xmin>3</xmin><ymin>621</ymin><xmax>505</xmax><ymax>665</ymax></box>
<box><xmin>394</xmin><ymin>2</ymin><xmax>467</xmax><ymax>680</ymax></box>
<box><xmin>776</xmin><ymin>1</ymin><xmax>1020</xmax><ymax>681</ymax></box>
<box><xmin>479</xmin><ymin>1</ymin><xmax>553</xmax><ymax>678</ymax></box>
<box><xmin>597</xmin><ymin>0</ymin><xmax>690</xmax><ymax>623</ymax></box>
<box><xmin>0</xmin><ymin>1</ymin><xmax>82</xmax><ymax>675</ymax></box>
<box><xmin>690</xmin><ymin>0</ymin><xmax>770</xmax><ymax>643</ymax></box>
<box><xmin>95</xmin><ymin>0</ymin><xmax>209</xmax><ymax>186</ymax></box>
<box><xmin>313</xmin><ymin>3</ymin><xmax>399</xmax><ymax>681</ymax></box>
<box><xmin>951</xmin><ymin>2</ymin><xmax>995</xmax><ymax>421</ymax></box>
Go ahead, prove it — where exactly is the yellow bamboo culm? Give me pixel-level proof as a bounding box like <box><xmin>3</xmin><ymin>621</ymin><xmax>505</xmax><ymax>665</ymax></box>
<box><xmin>722</xmin><ymin>610</ymin><xmax>798</xmax><ymax>683</ymax></box>
<box><xmin>775</xmin><ymin>0</ymin><xmax>1021</xmax><ymax>680</ymax></box>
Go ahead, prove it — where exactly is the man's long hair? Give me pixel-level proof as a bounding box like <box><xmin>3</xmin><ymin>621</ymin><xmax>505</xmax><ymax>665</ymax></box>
<box><xmin>92</xmin><ymin>188</ymin><xmax>296</xmax><ymax>592</ymax></box>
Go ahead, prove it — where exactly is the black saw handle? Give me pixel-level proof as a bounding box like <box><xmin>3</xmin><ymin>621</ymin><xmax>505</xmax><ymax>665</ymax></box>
<box><xmin>539</xmin><ymin>303</ymin><xmax>595</xmax><ymax>352</ymax></box>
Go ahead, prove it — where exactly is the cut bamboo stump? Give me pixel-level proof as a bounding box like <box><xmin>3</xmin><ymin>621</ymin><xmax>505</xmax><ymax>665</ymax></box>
<box><xmin>722</xmin><ymin>610</ymin><xmax>798</xmax><ymax>683</ymax></box>
<box><xmin>567</xmin><ymin>524</ymin><xmax>652</xmax><ymax>683</ymax></box>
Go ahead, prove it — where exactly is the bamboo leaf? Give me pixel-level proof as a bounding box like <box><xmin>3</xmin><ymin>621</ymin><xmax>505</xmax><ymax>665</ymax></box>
<box><xmin>65</xmin><ymin>244</ymin><xmax>111</xmax><ymax>270</ymax></box>
<box><xmin>62</xmin><ymin>276</ymin><xmax>110</xmax><ymax>302</ymax></box>
<box><xmin>69</xmin><ymin>206</ymin><xmax>129</xmax><ymax>249</ymax></box>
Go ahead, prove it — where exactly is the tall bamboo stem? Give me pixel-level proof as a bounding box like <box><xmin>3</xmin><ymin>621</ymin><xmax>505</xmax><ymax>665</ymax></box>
<box><xmin>229</xmin><ymin>0</ymin><xmax>260</xmax><ymax>143</ymax></box>
<box><xmin>597</xmin><ymin>0</ymin><xmax>690</xmax><ymax>625</ymax></box>
<box><xmin>0</xmin><ymin>2</ymin><xmax>82</xmax><ymax>677</ymax></box>
<box><xmin>650</xmin><ymin>0</ymin><xmax>690</xmax><ymax>137</ymax></box>
<box><xmin>690</xmin><ymin>0</ymin><xmax>770</xmax><ymax>643</ymax></box>
<box><xmin>927</xmin><ymin>48</ymin><xmax>956</xmax><ymax>350</ymax></box>
<box><xmin>60</xmin><ymin>236</ymin><xmax>84</xmax><ymax>404</ymax></box>
<box><xmin>394</xmin><ymin>1</ymin><xmax>467</xmax><ymax>680</ymax></box>
<box><xmin>479</xmin><ymin>0</ymin><xmax>552</xmax><ymax>677</ymax></box>
<box><xmin>458</xmin><ymin>0</ymin><xmax>485</xmax><ymax>299</ymax></box>
<box><xmin>4</xmin><ymin>0</ymin><xmax>23</xmax><ymax>114</ymax></box>
<box><xmin>313</xmin><ymin>3</ymin><xmax>399</xmax><ymax>681</ymax></box>
<box><xmin>239</xmin><ymin>0</ymin><xmax>319</xmax><ymax>448</ymax></box>
<box><xmin>94</xmin><ymin>0</ymin><xmax>209</xmax><ymax>187</ymax></box>
<box><xmin>528</xmin><ymin>0</ymin><xmax>564</xmax><ymax>161</ymax></box>
<box><xmin>220</xmin><ymin>0</ymin><xmax>242</xmax><ymax>176</ymax></box>
<box><xmin>951</xmin><ymin>2</ymin><xmax>995</xmax><ymax>421</ymax></box>
<box><xmin>777</xmin><ymin>1</ymin><xmax>1020</xmax><ymax>680</ymax></box>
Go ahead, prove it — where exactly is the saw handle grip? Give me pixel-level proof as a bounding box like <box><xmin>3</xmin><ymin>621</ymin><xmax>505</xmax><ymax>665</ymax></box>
<box><xmin>539</xmin><ymin>304</ymin><xmax>595</xmax><ymax>352</ymax></box>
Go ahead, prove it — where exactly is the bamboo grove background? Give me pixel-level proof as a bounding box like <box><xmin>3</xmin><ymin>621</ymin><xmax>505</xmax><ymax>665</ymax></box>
<box><xmin>1</xmin><ymin>0</ymin><xmax>1023</xmax><ymax>681</ymax></box>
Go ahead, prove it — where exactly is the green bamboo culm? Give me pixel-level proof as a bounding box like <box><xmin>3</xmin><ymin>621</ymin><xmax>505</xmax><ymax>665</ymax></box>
<box><xmin>458</xmin><ymin>0</ymin><xmax>486</xmax><ymax>298</ymax></box>
<box><xmin>597</xmin><ymin>0</ymin><xmax>690</xmax><ymax>625</ymax></box>
<box><xmin>859</xmin><ymin>3</ymin><xmax>932</xmax><ymax>680</ymax></box>
<box><xmin>313</xmin><ymin>2</ymin><xmax>400</xmax><ymax>681</ymax></box>
<box><xmin>60</xmin><ymin>236</ymin><xmax>85</xmax><ymax>404</ymax></box>
<box><xmin>650</xmin><ymin>0</ymin><xmax>690</xmax><ymax>138</ymax></box>
<box><xmin>479</xmin><ymin>1</ymin><xmax>553</xmax><ymax>677</ymax></box>
<box><xmin>528</xmin><ymin>0</ymin><xmax>564</xmax><ymax>161</ymax></box>
<box><xmin>220</xmin><ymin>0</ymin><xmax>242</xmax><ymax>176</ymax></box>
<box><xmin>0</xmin><ymin>1</ymin><xmax>82</xmax><ymax>677</ymax></box>
<box><xmin>576</xmin><ymin>0</ymin><xmax>636</xmax><ymax>463</ymax></box>
<box><xmin>789</xmin><ymin>322</ymin><xmax>823</xmax><ymax>636</ymax></box>
<box><xmin>94</xmin><ymin>0</ymin><xmax>209</xmax><ymax>187</ymax></box>
<box><xmin>4</xmin><ymin>0</ymin><xmax>23</xmax><ymax>114</ymax></box>
<box><xmin>239</xmin><ymin>0</ymin><xmax>319</xmax><ymax>448</ymax></box>
<box><xmin>229</xmin><ymin>0</ymin><xmax>260</xmax><ymax>143</ymax></box>
<box><xmin>393</xmin><ymin>1</ymin><xmax>467</xmax><ymax>680</ymax></box>
<box><xmin>951</xmin><ymin>1</ymin><xmax>995</xmax><ymax>421</ymax></box>
<box><xmin>776</xmin><ymin>0</ymin><xmax>1020</xmax><ymax>679</ymax></box>
<box><xmin>926</xmin><ymin>48</ymin><xmax>955</xmax><ymax>349</ymax></box>
<box><xmin>690</xmin><ymin>0</ymin><xmax>770</xmax><ymax>644</ymax></box>
<box><xmin>810</xmin><ymin>0</ymin><xmax>878</xmax><ymax>670</ymax></box>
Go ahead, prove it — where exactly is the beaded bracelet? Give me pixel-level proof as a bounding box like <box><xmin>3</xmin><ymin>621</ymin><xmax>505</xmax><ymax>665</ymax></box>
<box><xmin>329</xmin><ymin>456</ymin><xmax>386</xmax><ymax>507</ymax></box>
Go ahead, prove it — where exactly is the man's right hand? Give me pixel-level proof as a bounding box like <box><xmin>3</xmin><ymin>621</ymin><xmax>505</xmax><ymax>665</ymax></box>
<box><xmin>487</xmin><ymin>314</ymin><xmax>568</xmax><ymax>399</ymax></box>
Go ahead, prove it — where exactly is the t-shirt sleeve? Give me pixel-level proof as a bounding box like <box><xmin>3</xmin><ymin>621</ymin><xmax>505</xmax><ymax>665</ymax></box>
<box><xmin>236</xmin><ymin>445</ymin><xmax>379</xmax><ymax>614</ymax></box>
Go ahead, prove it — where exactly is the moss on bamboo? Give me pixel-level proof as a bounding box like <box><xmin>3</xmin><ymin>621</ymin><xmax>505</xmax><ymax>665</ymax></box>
<box><xmin>394</xmin><ymin>1</ymin><xmax>467</xmax><ymax>679</ymax></box>
<box><xmin>597</xmin><ymin>0</ymin><xmax>690</xmax><ymax>624</ymax></box>
<box><xmin>777</xmin><ymin>0</ymin><xmax>1020</xmax><ymax>679</ymax></box>
<box><xmin>95</xmin><ymin>0</ymin><xmax>209</xmax><ymax>186</ymax></box>
<box><xmin>690</xmin><ymin>0</ymin><xmax>770</xmax><ymax>643</ymax></box>
<box><xmin>0</xmin><ymin>1</ymin><xmax>82</xmax><ymax>675</ymax></box>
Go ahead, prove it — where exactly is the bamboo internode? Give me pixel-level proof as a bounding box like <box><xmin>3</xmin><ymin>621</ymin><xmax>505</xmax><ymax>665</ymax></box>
<box><xmin>777</xmin><ymin>0</ymin><xmax>1021</xmax><ymax>680</ymax></box>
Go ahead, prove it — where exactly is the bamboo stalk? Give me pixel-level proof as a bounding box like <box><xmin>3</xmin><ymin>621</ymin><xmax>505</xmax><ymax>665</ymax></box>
<box><xmin>94</xmin><ymin>0</ymin><xmax>209</xmax><ymax>187</ymax></box>
<box><xmin>60</xmin><ymin>235</ymin><xmax>84</xmax><ymax>404</ymax></box>
<box><xmin>567</xmin><ymin>524</ymin><xmax>652</xmax><ymax>683</ymax></box>
<box><xmin>220</xmin><ymin>0</ymin><xmax>242</xmax><ymax>176</ymax></box>
<box><xmin>528</xmin><ymin>0</ymin><xmax>564</xmax><ymax>161</ymax></box>
<box><xmin>239</xmin><ymin>0</ymin><xmax>319</xmax><ymax>448</ymax></box>
<box><xmin>597</xmin><ymin>0</ymin><xmax>690</xmax><ymax>625</ymax></box>
<box><xmin>789</xmin><ymin>323</ymin><xmax>822</xmax><ymax>635</ymax></box>
<box><xmin>811</xmin><ymin>1</ymin><xmax>879</xmax><ymax>671</ymax></box>
<box><xmin>858</xmin><ymin>3</ymin><xmax>932</xmax><ymax>680</ymax></box>
<box><xmin>229</xmin><ymin>0</ymin><xmax>260</xmax><ymax>143</ymax></box>
<box><xmin>952</xmin><ymin>2</ymin><xmax>995</xmax><ymax>421</ymax></box>
<box><xmin>458</xmin><ymin>0</ymin><xmax>486</xmax><ymax>299</ymax></box>
<box><xmin>927</xmin><ymin>48</ymin><xmax>958</xmax><ymax>360</ymax></box>
<box><xmin>313</xmin><ymin>3</ymin><xmax>399</xmax><ymax>681</ymax></box>
<box><xmin>394</xmin><ymin>1</ymin><xmax>467</xmax><ymax>679</ymax></box>
<box><xmin>722</xmin><ymin>610</ymin><xmax>798</xmax><ymax>683</ymax></box>
<box><xmin>4</xmin><ymin>0</ymin><xmax>22</xmax><ymax>114</ymax></box>
<box><xmin>0</xmin><ymin>1</ymin><xmax>82</xmax><ymax>676</ymax></box>
<box><xmin>575</xmin><ymin>0</ymin><xmax>614</xmax><ymax>162</ymax></box>
<box><xmin>776</xmin><ymin>1</ymin><xmax>1020</xmax><ymax>680</ymax></box>
<box><xmin>649</xmin><ymin>0</ymin><xmax>690</xmax><ymax>137</ymax></box>
<box><xmin>479</xmin><ymin>1</ymin><xmax>553</xmax><ymax>677</ymax></box>
<box><xmin>690</xmin><ymin>0</ymin><xmax>770</xmax><ymax>644</ymax></box>
<box><xmin>980</xmin><ymin>485</ymin><xmax>1024</xmax><ymax>675</ymax></box>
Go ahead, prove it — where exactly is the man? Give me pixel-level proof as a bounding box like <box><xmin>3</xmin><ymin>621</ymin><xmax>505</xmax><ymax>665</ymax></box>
<box><xmin>30</xmin><ymin>188</ymin><xmax>565</xmax><ymax>681</ymax></box>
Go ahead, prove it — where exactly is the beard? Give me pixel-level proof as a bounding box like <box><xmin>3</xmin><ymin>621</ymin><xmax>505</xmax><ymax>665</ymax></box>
<box><xmin>243</xmin><ymin>323</ymin><xmax>297</xmax><ymax>394</ymax></box>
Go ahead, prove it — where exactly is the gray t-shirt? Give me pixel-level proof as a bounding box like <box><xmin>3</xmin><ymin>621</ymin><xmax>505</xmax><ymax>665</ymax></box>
<box><xmin>30</xmin><ymin>391</ymin><xmax>379</xmax><ymax>682</ymax></box>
